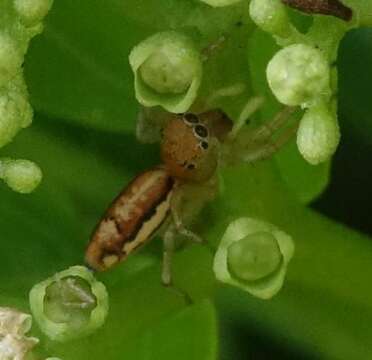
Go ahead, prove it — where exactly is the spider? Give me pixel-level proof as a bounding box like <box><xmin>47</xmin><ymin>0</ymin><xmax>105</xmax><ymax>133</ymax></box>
<box><xmin>85</xmin><ymin>92</ymin><xmax>297</xmax><ymax>292</ymax></box>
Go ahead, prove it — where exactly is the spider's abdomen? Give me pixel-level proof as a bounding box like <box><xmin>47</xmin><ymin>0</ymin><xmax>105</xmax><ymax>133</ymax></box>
<box><xmin>85</xmin><ymin>167</ymin><xmax>174</xmax><ymax>271</ymax></box>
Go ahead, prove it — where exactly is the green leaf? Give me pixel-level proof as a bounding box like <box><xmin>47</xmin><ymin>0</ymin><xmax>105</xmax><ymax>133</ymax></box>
<box><xmin>338</xmin><ymin>28</ymin><xmax>372</xmax><ymax>145</ymax></box>
<box><xmin>138</xmin><ymin>300</ymin><xmax>217</xmax><ymax>360</ymax></box>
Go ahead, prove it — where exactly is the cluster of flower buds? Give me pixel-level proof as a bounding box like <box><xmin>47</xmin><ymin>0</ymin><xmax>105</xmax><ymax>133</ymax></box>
<box><xmin>250</xmin><ymin>0</ymin><xmax>346</xmax><ymax>165</ymax></box>
<box><xmin>0</xmin><ymin>0</ymin><xmax>54</xmax><ymax>193</ymax></box>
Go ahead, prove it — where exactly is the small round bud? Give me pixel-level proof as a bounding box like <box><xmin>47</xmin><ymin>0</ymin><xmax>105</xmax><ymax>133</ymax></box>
<box><xmin>249</xmin><ymin>0</ymin><xmax>291</xmax><ymax>37</ymax></box>
<box><xmin>198</xmin><ymin>0</ymin><xmax>242</xmax><ymax>7</ymax></box>
<box><xmin>129</xmin><ymin>31</ymin><xmax>202</xmax><ymax>113</ymax></box>
<box><xmin>0</xmin><ymin>33</ymin><xmax>22</xmax><ymax>87</ymax></box>
<box><xmin>140</xmin><ymin>48</ymin><xmax>195</xmax><ymax>95</ymax></box>
<box><xmin>297</xmin><ymin>103</ymin><xmax>340</xmax><ymax>165</ymax></box>
<box><xmin>227</xmin><ymin>232</ymin><xmax>282</xmax><ymax>282</ymax></box>
<box><xmin>13</xmin><ymin>0</ymin><xmax>54</xmax><ymax>26</ymax></box>
<box><xmin>267</xmin><ymin>44</ymin><xmax>331</xmax><ymax>107</ymax></box>
<box><xmin>29</xmin><ymin>266</ymin><xmax>109</xmax><ymax>342</ymax></box>
<box><xmin>1</xmin><ymin>159</ymin><xmax>42</xmax><ymax>193</ymax></box>
<box><xmin>214</xmin><ymin>218</ymin><xmax>294</xmax><ymax>299</ymax></box>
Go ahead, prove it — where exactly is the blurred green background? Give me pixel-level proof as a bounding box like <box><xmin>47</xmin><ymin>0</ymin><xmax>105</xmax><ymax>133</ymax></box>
<box><xmin>1</xmin><ymin>1</ymin><xmax>372</xmax><ymax>359</ymax></box>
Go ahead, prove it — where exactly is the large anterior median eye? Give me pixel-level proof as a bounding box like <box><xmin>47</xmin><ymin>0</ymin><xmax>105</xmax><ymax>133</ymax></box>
<box><xmin>183</xmin><ymin>112</ymin><xmax>200</xmax><ymax>125</ymax></box>
<box><xmin>194</xmin><ymin>124</ymin><xmax>209</xmax><ymax>139</ymax></box>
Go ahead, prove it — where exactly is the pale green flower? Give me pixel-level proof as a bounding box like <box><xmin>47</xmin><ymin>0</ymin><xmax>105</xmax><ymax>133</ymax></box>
<box><xmin>29</xmin><ymin>266</ymin><xmax>109</xmax><ymax>342</ymax></box>
<box><xmin>129</xmin><ymin>31</ymin><xmax>202</xmax><ymax>113</ymax></box>
<box><xmin>214</xmin><ymin>218</ymin><xmax>294</xmax><ymax>299</ymax></box>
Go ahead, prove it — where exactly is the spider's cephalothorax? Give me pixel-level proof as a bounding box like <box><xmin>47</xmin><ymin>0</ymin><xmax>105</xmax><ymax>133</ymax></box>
<box><xmin>161</xmin><ymin>111</ymin><xmax>231</xmax><ymax>182</ymax></box>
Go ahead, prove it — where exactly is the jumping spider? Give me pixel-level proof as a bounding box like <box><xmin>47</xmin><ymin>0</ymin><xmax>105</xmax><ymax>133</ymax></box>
<box><xmin>85</xmin><ymin>93</ymin><xmax>297</xmax><ymax>292</ymax></box>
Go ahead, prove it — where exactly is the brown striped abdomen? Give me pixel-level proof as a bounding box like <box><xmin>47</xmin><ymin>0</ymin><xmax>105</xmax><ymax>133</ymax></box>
<box><xmin>85</xmin><ymin>167</ymin><xmax>174</xmax><ymax>271</ymax></box>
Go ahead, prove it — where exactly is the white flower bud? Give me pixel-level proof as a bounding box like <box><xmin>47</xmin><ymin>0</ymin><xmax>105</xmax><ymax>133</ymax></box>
<box><xmin>0</xmin><ymin>307</ymin><xmax>39</xmax><ymax>360</ymax></box>
<box><xmin>0</xmin><ymin>159</ymin><xmax>42</xmax><ymax>193</ymax></box>
<box><xmin>297</xmin><ymin>103</ymin><xmax>340</xmax><ymax>165</ymax></box>
<box><xmin>198</xmin><ymin>0</ymin><xmax>242</xmax><ymax>7</ymax></box>
<box><xmin>267</xmin><ymin>44</ymin><xmax>331</xmax><ymax>107</ymax></box>
<box><xmin>249</xmin><ymin>0</ymin><xmax>291</xmax><ymax>37</ymax></box>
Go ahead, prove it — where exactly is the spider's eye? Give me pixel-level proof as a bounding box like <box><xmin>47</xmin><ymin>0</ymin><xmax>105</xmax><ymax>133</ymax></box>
<box><xmin>187</xmin><ymin>163</ymin><xmax>196</xmax><ymax>170</ymax></box>
<box><xmin>183</xmin><ymin>113</ymin><xmax>199</xmax><ymax>125</ymax></box>
<box><xmin>200</xmin><ymin>141</ymin><xmax>209</xmax><ymax>150</ymax></box>
<box><xmin>194</xmin><ymin>124</ymin><xmax>208</xmax><ymax>139</ymax></box>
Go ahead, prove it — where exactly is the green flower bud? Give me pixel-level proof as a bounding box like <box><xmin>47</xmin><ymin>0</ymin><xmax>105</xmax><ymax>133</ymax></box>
<box><xmin>249</xmin><ymin>0</ymin><xmax>292</xmax><ymax>37</ymax></box>
<box><xmin>0</xmin><ymin>75</ymin><xmax>33</xmax><ymax>148</ymax></box>
<box><xmin>0</xmin><ymin>159</ymin><xmax>42</xmax><ymax>193</ymax></box>
<box><xmin>0</xmin><ymin>33</ymin><xmax>22</xmax><ymax>87</ymax></box>
<box><xmin>13</xmin><ymin>0</ymin><xmax>54</xmax><ymax>26</ymax></box>
<box><xmin>214</xmin><ymin>218</ymin><xmax>294</xmax><ymax>299</ymax></box>
<box><xmin>267</xmin><ymin>44</ymin><xmax>331</xmax><ymax>107</ymax></box>
<box><xmin>198</xmin><ymin>0</ymin><xmax>242</xmax><ymax>7</ymax></box>
<box><xmin>297</xmin><ymin>103</ymin><xmax>340</xmax><ymax>165</ymax></box>
<box><xmin>227</xmin><ymin>232</ymin><xmax>283</xmax><ymax>282</ymax></box>
<box><xmin>29</xmin><ymin>266</ymin><xmax>109</xmax><ymax>342</ymax></box>
<box><xmin>129</xmin><ymin>31</ymin><xmax>202</xmax><ymax>113</ymax></box>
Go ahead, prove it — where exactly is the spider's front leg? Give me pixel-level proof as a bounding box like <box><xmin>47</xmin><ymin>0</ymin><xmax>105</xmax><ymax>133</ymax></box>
<box><xmin>225</xmin><ymin>106</ymin><xmax>298</xmax><ymax>164</ymax></box>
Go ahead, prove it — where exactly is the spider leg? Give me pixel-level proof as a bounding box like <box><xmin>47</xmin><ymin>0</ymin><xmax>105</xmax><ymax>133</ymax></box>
<box><xmin>162</xmin><ymin>225</ymin><xmax>193</xmax><ymax>304</ymax></box>
<box><xmin>242</xmin><ymin>124</ymin><xmax>298</xmax><ymax>163</ymax></box>
<box><xmin>246</xmin><ymin>106</ymin><xmax>296</xmax><ymax>144</ymax></box>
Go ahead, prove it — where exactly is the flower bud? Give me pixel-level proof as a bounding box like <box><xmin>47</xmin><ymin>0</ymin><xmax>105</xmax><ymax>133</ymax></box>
<box><xmin>198</xmin><ymin>0</ymin><xmax>242</xmax><ymax>7</ymax></box>
<box><xmin>297</xmin><ymin>103</ymin><xmax>340</xmax><ymax>165</ymax></box>
<box><xmin>249</xmin><ymin>0</ymin><xmax>292</xmax><ymax>37</ymax></box>
<box><xmin>0</xmin><ymin>33</ymin><xmax>22</xmax><ymax>87</ymax></box>
<box><xmin>227</xmin><ymin>232</ymin><xmax>283</xmax><ymax>282</ymax></box>
<box><xmin>13</xmin><ymin>0</ymin><xmax>54</xmax><ymax>26</ymax></box>
<box><xmin>129</xmin><ymin>31</ymin><xmax>202</xmax><ymax>113</ymax></box>
<box><xmin>0</xmin><ymin>159</ymin><xmax>42</xmax><ymax>193</ymax></box>
<box><xmin>267</xmin><ymin>44</ymin><xmax>331</xmax><ymax>107</ymax></box>
<box><xmin>0</xmin><ymin>77</ymin><xmax>33</xmax><ymax>148</ymax></box>
<box><xmin>214</xmin><ymin>218</ymin><xmax>294</xmax><ymax>299</ymax></box>
<box><xmin>29</xmin><ymin>266</ymin><xmax>109</xmax><ymax>342</ymax></box>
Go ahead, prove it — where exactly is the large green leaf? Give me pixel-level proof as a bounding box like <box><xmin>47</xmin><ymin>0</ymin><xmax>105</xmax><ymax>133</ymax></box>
<box><xmin>2</xmin><ymin>1</ymin><xmax>372</xmax><ymax>359</ymax></box>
